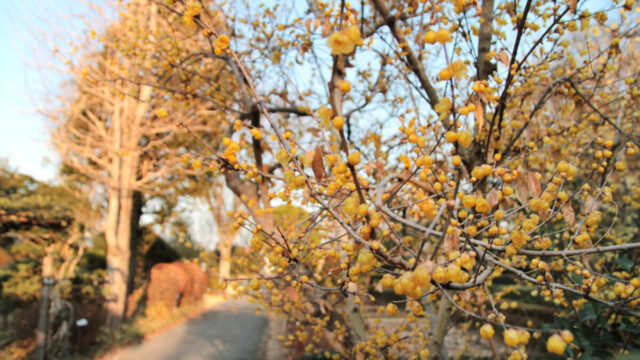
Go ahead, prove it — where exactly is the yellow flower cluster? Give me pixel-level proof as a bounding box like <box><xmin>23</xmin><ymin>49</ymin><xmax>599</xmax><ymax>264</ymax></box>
<box><xmin>336</xmin><ymin>80</ymin><xmax>351</xmax><ymax>93</ymax></box>
<box><xmin>317</xmin><ymin>105</ymin><xmax>333</xmax><ymax>129</ymax></box>
<box><xmin>479</xmin><ymin>324</ymin><xmax>495</xmax><ymax>338</ymax></box>
<box><xmin>432</xmin><ymin>262</ymin><xmax>469</xmax><ymax>284</ymax></box>
<box><xmin>222</xmin><ymin>137</ymin><xmax>240</xmax><ymax>164</ymax></box>
<box><xmin>471</xmin><ymin>164</ymin><xmax>493</xmax><ymax>179</ymax></box>
<box><xmin>510</xmin><ymin>230</ymin><xmax>530</xmax><ymax>249</ymax></box>
<box><xmin>326</xmin><ymin>25</ymin><xmax>363</xmax><ymax>55</ymax></box>
<box><xmin>503</xmin><ymin>328</ymin><xmax>530</xmax><ymax>347</ymax></box>
<box><xmin>556</xmin><ymin>161</ymin><xmax>579</xmax><ymax>179</ymax></box>
<box><xmin>156</xmin><ymin>108</ymin><xmax>169</xmax><ymax>118</ymax></box>
<box><xmin>214</xmin><ymin>35</ymin><xmax>230</xmax><ymax>55</ymax></box>
<box><xmin>439</xmin><ymin>60</ymin><xmax>467</xmax><ymax>81</ymax></box>
<box><xmin>546</xmin><ymin>331</ymin><xmax>573</xmax><ymax>355</ymax></box>
<box><xmin>349</xmin><ymin>251</ymin><xmax>376</xmax><ymax>277</ymax></box>
<box><xmin>183</xmin><ymin>2</ymin><xmax>202</xmax><ymax>27</ymax></box>
<box><xmin>250</xmin><ymin>128</ymin><xmax>262</xmax><ymax>139</ymax></box>
<box><xmin>384</xmin><ymin>266</ymin><xmax>431</xmax><ymax>299</ymax></box>
<box><xmin>435</xmin><ymin>97</ymin><xmax>451</xmax><ymax>120</ymax></box>
<box><xmin>422</xmin><ymin>29</ymin><xmax>452</xmax><ymax>44</ymax></box>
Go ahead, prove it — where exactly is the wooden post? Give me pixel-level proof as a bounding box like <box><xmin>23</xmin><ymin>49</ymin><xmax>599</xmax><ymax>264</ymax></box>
<box><xmin>35</xmin><ymin>245</ymin><xmax>55</xmax><ymax>360</ymax></box>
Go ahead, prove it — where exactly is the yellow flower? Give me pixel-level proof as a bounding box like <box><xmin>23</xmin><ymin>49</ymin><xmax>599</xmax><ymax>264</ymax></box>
<box><xmin>435</xmin><ymin>29</ymin><xmax>452</xmax><ymax>43</ymax></box>
<box><xmin>423</xmin><ymin>31</ymin><xmax>436</xmax><ymax>44</ymax></box>
<box><xmin>348</xmin><ymin>152</ymin><xmax>361</xmax><ymax>165</ymax></box>
<box><xmin>445</xmin><ymin>131</ymin><xmax>458</xmax><ymax>143</ymax></box>
<box><xmin>546</xmin><ymin>334</ymin><xmax>566</xmax><ymax>355</ymax></box>
<box><xmin>439</xmin><ymin>67</ymin><xmax>453</xmax><ymax>81</ymax></box>
<box><xmin>480</xmin><ymin>324</ymin><xmax>495</xmax><ymax>339</ymax></box>
<box><xmin>457</xmin><ymin>130</ymin><xmax>473</xmax><ymax>147</ymax></box>
<box><xmin>327</xmin><ymin>32</ymin><xmax>355</xmax><ymax>55</ymax></box>
<box><xmin>185</xmin><ymin>2</ymin><xmax>202</xmax><ymax>16</ymax></box>
<box><xmin>462</xmin><ymin>194</ymin><xmax>476</xmax><ymax>209</ymax></box>
<box><xmin>317</xmin><ymin>105</ymin><xmax>334</xmax><ymax>129</ymax></box>
<box><xmin>332</xmin><ymin>116</ymin><xmax>345</xmax><ymax>130</ymax></box>
<box><xmin>386</xmin><ymin>303</ymin><xmax>399</xmax><ymax>316</ymax></box>
<box><xmin>344</xmin><ymin>25</ymin><xmax>364</xmax><ymax>46</ymax></box>
<box><xmin>449</xmin><ymin>60</ymin><xmax>467</xmax><ymax>79</ymax></box>
<box><xmin>503</xmin><ymin>329</ymin><xmax>519</xmax><ymax>347</ymax></box>
<box><xmin>156</xmin><ymin>108</ymin><xmax>169</xmax><ymax>118</ymax></box>
<box><xmin>435</xmin><ymin>97</ymin><xmax>451</xmax><ymax>120</ymax></box>
<box><xmin>250</xmin><ymin>128</ymin><xmax>262</xmax><ymax>140</ymax></box>
<box><xmin>337</xmin><ymin>80</ymin><xmax>351</xmax><ymax>93</ymax></box>
<box><xmin>216</xmin><ymin>35</ymin><xmax>230</xmax><ymax>50</ymax></box>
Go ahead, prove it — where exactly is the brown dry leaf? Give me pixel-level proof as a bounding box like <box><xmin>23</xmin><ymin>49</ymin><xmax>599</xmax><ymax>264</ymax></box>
<box><xmin>570</xmin><ymin>0</ymin><xmax>578</xmax><ymax>14</ymax></box>
<box><xmin>321</xmin><ymin>18</ymin><xmax>332</xmax><ymax>37</ymax></box>
<box><xmin>313</xmin><ymin>18</ymin><xmax>321</xmax><ymax>31</ymax></box>
<box><xmin>316</xmin><ymin>299</ymin><xmax>329</xmax><ymax>314</ymax></box>
<box><xmin>346</xmin><ymin>281</ymin><xmax>358</xmax><ymax>293</ymax></box>
<box><xmin>419</xmin><ymin>259</ymin><xmax>436</xmax><ymax>273</ymax></box>
<box><xmin>527</xmin><ymin>172</ymin><xmax>542</xmax><ymax>198</ymax></box>
<box><xmin>460</xmin><ymin>291</ymin><xmax>472</xmax><ymax>303</ymax></box>
<box><xmin>486</xmin><ymin>189</ymin><xmax>500</xmax><ymax>209</ymax></box>
<box><xmin>476</xmin><ymin>0</ymin><xmax>482</xmax><ymax>16</ymax></box>
<box><xmin>374</xmin><ymin>280</ymin><xmax>384</xmax><ymax>293</ymax></box>
<box><xmin>444</xmin><ymin>230</ymin><xmax>460</xmax><ymax>254</ymax></box>
<box><xmin>499</xmin><ymin>50</ymin><xmax>510</xmax><ymax>67</ymax></box>
<box><xmin>312</xmin><ymin>145</ymin><xmax>325</xmax><ymax>181</ymax></box>
<box><xmin>474</xmin><ymin>101</ymin><xmax>484</xmax><ymax>129</ymax></box>
<box><xmin>284</xmin><ymin>286</ymin><xmax>300</xmax><ymax>301</ymax></box>
<box><xmin>538</xmin><ymin>208</ymin><xmax>551</xmax><ymax>220</ymax></box>
<box><xmin>514</xmin><ymin>171</ymin><xmax>530</xmax><ymax>205</ymax></box>
<box><xmin>563</xmin><ymin>203</ymin><xmax>576</xmax><ymax>226</ymax></box>
<box><xmin>581</xmin><ymin>196</ymin><xmax>599</xmax><ymax>215</ymax></box>
<box><xmin>311</xmin><ymin>146</ymin><xmax>324</xmax><ymax>181</ymax></box>
<box><xmin>302</xmin><ymin>301</ymin><xmax>315</xmax><ymax>314</ymax></box>
<box><xmin>305</xmin><ymin>18</ymin><xmax>311</xmax><ymax>33</ymax></box>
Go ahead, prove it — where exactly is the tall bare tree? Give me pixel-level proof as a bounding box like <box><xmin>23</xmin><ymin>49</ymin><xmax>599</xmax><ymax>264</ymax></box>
<box><xmin>49</xmin><ymin>0</ymin><xmax>234</xmax><ymax>327</ymax></box>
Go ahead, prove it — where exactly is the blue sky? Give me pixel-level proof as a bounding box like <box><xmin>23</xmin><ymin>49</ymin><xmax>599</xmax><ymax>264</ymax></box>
<box><xmin>0</xmin><ymin>0</ymin><xmax>105</xmax><ymax>182</ymax></box>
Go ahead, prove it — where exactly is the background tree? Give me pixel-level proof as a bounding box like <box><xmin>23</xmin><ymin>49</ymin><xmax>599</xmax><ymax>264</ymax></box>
<box><xmin>0</xmin><ymin>161</ymin><xmax>94</xmax><ymax>359</ymax></box>
<box><xmin>49</xmin><ymin>0</ymin><xmax>235</xmax><ymax>327</ymax></box>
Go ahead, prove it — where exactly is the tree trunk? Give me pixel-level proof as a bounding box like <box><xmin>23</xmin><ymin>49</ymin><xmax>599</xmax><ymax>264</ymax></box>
<box><xmin>128</xmin><ymin>190</ymin><xmax>144</xmax><ymax>296</ymax></box>
<box><xmin>35</xmin><ymin>245</ymin><xmax>55</xmax><ymax>360</ymax></box>
<box><xmin>218</xmin><ymin>234</ymin><xmax>233</xmax><ymax>280</ymax></box>
<box><xmin>105</xmin><ymin>153</ymin><xmax>137</xmax><ymax>328</ymax></box>
<box><xmin>428</xmin><ymin>294</ymin><xmax>452</xmax><ymax>360</ymax></box>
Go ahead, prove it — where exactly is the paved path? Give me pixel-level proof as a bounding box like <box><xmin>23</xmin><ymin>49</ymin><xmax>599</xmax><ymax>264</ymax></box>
<box><xmin>112</xmin><ymin>299</ymin><xmax>268</xmax><ymax>360</ymax></box>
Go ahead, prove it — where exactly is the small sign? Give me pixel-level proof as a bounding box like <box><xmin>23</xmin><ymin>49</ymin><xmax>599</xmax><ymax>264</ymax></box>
<box><xmin>76</xmin><ymin>318</ymin><xmax>88</xmax><ymax>327</ymax></box>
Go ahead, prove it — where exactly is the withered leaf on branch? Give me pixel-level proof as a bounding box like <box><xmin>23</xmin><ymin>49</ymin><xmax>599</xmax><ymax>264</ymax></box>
<box><xmin>514</xmin><ymin>171</ymin><xmax>530</xmax><ymax>205</ymax></box>
<box><xmin>373</xmin><ymin>280</ymin><xmax>384</xmax><ymax>293</ymax></box>
<box><xmin>499</xmin><ymin>50</ymin><xmax>510</xmax><ymax>67</ymax></box>
<box><xmin>562</xmin><ymin>203</ymin><xmax>576</xmax><ymax>226</ymax></box>
<box><xmin>527</xmin><ymin>172</ymin><xmax>542</xmax><ymax>198</ymax></box>
<box><xmin>474</xmin><ymin>101</ymin><xmax>484</xmax><ymax>129</ymax></box>
<box><xmin>305</xmin><ymin>18</ymin><xmax>311</xmax><ymax>33</ymax></box>
<box><xmin>312</xmin><ymin>145</ymin><xmax>325</xmax><ymax>181</ymax></box>
<box><xmin>321</xmin><ymin>18</ymin><xmax>331</xmax><ymax>36</ymax></box>
<box><xmin>443</xmin><ymin>229</ymin><xmax>460</xmax><ymax>254</ymax></box>
<box><xmin>486</xmin><ymin>189</ymin><xmax>500</xmax><ymax>209</ymax></box>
